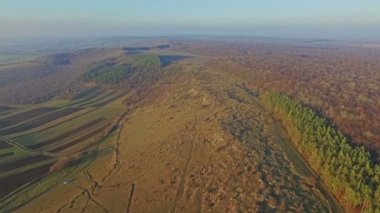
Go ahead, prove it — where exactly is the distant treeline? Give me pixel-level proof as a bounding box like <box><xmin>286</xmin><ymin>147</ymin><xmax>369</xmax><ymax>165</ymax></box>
<box><xmin>80</xmin><ymin>54</ymin><xmax>162</xmax><ymax>85</ymax></box>
<box><xmin>261</xmin><ymin>92</ymin><xmax>380</xmax><ymax>212</ymax></box>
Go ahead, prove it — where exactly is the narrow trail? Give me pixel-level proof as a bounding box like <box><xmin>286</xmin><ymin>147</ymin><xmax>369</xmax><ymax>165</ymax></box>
<box><xmin>126</xmin><ymin>183</ymin><xmax>136</xmax><ymax>213</ymax></box>
<box><xmin>268</xmin><ymin>111</ymin><xmax>343</xmax><ymax>213</ymax></box>
<box><xmin>170</xmin><ymin>73</ymin><xmax>199</xmax><ymax>213</ymax></box>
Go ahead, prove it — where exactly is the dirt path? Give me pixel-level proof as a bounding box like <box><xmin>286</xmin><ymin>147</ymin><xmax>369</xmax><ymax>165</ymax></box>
<box><xmin>171</xmin><ymin>109</ymin><xmax>197</xmax><ymax>213</ymax></box>
<box><xmin>270</xmin><ymin>117</ymin><xmax>343</xmax><ymax>213</ymax></box>
<box><xmin>126</xmin><ymin>183</ymin><xmax>136</xmax><ymax>213</ymax></box>
<box><xmin>170</xmin><ymin>74</ymin><xmax>199</xmax><ymax>213</ymax></box>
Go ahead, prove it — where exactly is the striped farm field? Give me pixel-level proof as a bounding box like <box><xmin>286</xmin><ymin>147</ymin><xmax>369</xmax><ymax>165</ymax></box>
<box><xmin>0</xmin><ymin>161</ymin><xmax>55</xmax><ymax>198</ymax></box>
<box><xmin>49</xmin><ymin>123</ymin><xmax>109</xmax><ymax>153</ymax></box>
<box><xmin>7</xmin><ymin>107</ymin><xmax>95</xmax><ymax>138</ymax></box>
<box><xmin>0</xmin><ymin>107</ymin><xmax>83</xmax><ymax>136</ymax></box>
<box><xmin>13</xmin><ymin>91</ymin><xmax>126</xmax><ymax>145</ymax></box>
<box><xmin>70</xmin><ymin>90</ymin><xmax>115</xmax><ymax>108</ymax></box>
<box><xmin>0</xmin><ymin>155</ymin><xmax>52</xmax><ymax>174</ymax></box>
<box><xmin>0</xmin><ymin>87</ymin><xmax>128</xmax><ymax>204</ymax></box>
<box><xmin>0</xmin><ymin>107</ymin><xmax>57</xmax><ymax>130</ymax></box>
<box><xmin>29</xmin><ymin>118</ymin><xmax>106</xmax><ymax>150</ymax></box>
<box><xmin>0</xmin><ymin>147</ymin><xmax>34</xmax><ymax>163</ymax></box>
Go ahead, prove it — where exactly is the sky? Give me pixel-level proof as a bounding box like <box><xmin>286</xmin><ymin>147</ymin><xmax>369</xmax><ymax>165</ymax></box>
<box><xmin>1</xmin><ymin>0</ymin><xmax>380</xmax><ymax>39</ymax></box>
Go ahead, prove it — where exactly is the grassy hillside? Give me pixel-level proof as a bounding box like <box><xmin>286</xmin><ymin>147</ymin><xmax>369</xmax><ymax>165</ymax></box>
<box><xmin>10</xmin><ymin>58</ymin><xmax>341</xmax><ymax>212</ymax></box>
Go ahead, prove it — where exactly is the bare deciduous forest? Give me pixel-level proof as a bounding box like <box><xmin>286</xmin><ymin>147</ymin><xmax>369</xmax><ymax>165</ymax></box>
<box><xmin>172</xmin><ymin>40</ymin><xmax>380</xmax><ymax>155</ymax></box>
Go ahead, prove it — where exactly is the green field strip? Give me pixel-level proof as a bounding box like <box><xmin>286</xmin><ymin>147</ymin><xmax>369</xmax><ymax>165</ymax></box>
<box><xmin>0</xmin><ymin>147</ymin><xmax>34</xmax><ymax>164</ymax></box>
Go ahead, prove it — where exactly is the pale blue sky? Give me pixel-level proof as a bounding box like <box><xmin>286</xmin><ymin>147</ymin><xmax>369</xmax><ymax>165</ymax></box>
<box><xmin>1</xmin><ymin>0</ymin><xmax>380</xmax><ymax>38</ymax></box>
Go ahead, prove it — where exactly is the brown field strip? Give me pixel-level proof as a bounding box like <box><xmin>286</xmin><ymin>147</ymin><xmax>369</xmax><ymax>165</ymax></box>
<box><xmin>0</xmin><ymin>162</ymin><xmax>54</xmax><ymax>198</ymax></box>
<box><xmin>50</xmin><ymin>124</ymin><xmax>109</xmax><ymax>153</ymax></box>
<box><xmin>0</xmin><ymin>155</ymin><xmax>52</xmax><ymax>173</ymax></box>
<box><xmin>0</xmin><ymin>152</ymin><xmax>13</xmax><ymax>158</ymax></box>
<box><xmin>29</xmin><ymin>118</ymin><xmax>106</xmax><ymax>149</ymax></box>
<box><xmin>0</xmin><ymin>107</ymin><xmax>57</xmax><ymax>129</ymax></box>
<box><xmin>0</xmin><ymin>108</ymin><xmax>82</xmax><ymax>135</ymax></box>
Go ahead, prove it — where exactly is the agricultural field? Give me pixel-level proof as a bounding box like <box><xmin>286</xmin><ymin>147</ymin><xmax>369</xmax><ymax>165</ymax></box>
<box><xmin>0</xmin><ymin>88</ymin><xmax>128</xmax><ymax>209</ymax></box>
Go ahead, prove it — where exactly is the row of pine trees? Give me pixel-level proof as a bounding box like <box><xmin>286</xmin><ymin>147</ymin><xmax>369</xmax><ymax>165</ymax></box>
<box><xmin>261</xmin><ymin>92</ymin><xmax>380</xmax><ymax>212</ymax></box>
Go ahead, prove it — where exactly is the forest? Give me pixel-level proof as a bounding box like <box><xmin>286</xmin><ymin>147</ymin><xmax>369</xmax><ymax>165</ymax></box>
<box><xmin>174</xmin><ymin>40</ymin><xmax>380</xmax><ymax>157</ymax></box>
<box><xmin>261</xmin><ymin>92</ymin><xmax>380</xmax><ymax>212</ymax></box>
<box><xmin>80</xmin><ymin>54</ymin><xmax>162</xmax><ymax>85</ymax></box>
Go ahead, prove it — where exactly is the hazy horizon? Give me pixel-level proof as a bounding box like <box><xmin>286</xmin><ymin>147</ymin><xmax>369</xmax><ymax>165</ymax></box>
<box><xmin>1</xmin><ymin>0</ymin><xmax>380</xmax><ymax>39</ymax></box>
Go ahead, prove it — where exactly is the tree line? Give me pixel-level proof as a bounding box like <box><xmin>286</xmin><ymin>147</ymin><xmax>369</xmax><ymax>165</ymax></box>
<box><xmin>80</xmin><ymin>54</ymin><xmax>162</xmax><ymax>85</ymax></box>
<box><xmin>261</xmin><ymin>92</ymin><xmax>380</xmax><ymax>212</ymax></box>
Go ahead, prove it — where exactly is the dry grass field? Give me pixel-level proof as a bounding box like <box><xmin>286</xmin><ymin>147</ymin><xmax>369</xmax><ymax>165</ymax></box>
<box><xmin>8</xmin><ymin>57</ymin><xmax>342</xmax><ymax>212</ymax></box>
